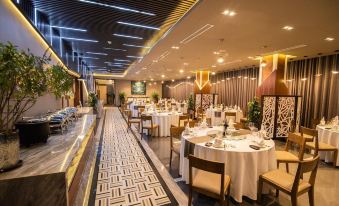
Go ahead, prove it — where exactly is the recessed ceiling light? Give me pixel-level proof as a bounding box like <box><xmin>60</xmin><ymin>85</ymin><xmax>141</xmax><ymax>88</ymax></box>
<box><xmin>172</xmin><ymin>79</ymin><xmax>175</xmax><ymax>82</ymax></box>
<box><xmin>79</xmin><ymin>0</ymin><xmax>155</xmax><ymax>16</ymax></box>
<box><xmin>222</xmin><ymin>10</ymin><xmax>236</xmax><ymax>16</ymax></box>
<box><xmin>325</xmin><ymin>37</ymin><xmax>335</xmax><ymax>41</ymax></box>
<box><xmin>187</xmin><ymin>76</ymin><xmax>191</xmax><ymax>79</ymax></box>
<box><xmin>229</xmin><ymin>11</ymin><xmax>236</xmax><ymax>16</ymax></box>
<box><xmin>161</xmin><ymin>81</ymin><xmax>164</xmax><ymax>84</ymax></box>
<box><xmin>282</xmin><ymin>26</ymin><xmax>294</xmax><ymax>31</ymax></box>
<box><xmin>211</xmin><ymin>65</ymin><xmax>216</xmax><ymax>68</ymax></box>
<box><xmin>211</xmin><ymin>72</ymin><xmax>216</xmax><ymax>75</ymax></box>
<box><xmin>150</xmin><ymin>78</ymin><xmax>154</xmax><ymax>81</ymax></box>
<box><xmin>171</xmin><ymin>46</ymin><xmax>180</xmax><ymax>49</ymax></box>
<box><xmin>180</xmin><ymin>69</ymin><xmax>184</xmax><ymax>73</ymax></box>
<box><xmin>86</xmin><ymin>52</ymin><xmax>108</xmax><ymax>56</ymax></box>
<box><xmin>154</xmin><ymin>82</ymin><xmax>157</xmax><ymax>85</ymax></box>
<box><xmin>149</xmin><ymin>83</ymin><xmax>152</xmax><ymax>85</ymax></box>
<box><xmin>123</xmin><ymin>44</ymin><xmax>150</xmax><ymax>48</ymax></box>
<box><xmin>153</xmin><ymin>60</ymin><xmax>158</xmax><ymax>63</ymax></box>
<box><xmin>221</xmin><ymin>79</ymin><xmax>225</xmax><ymax>82</ymax></box>
<box><xmin>261</xmin><ymin>61</ymin><xmax>267</xmax><ymax>67</ymax></box>
<box><xmin>183</xmin><ymin>62</ymin><xmax>189</xmax><ymax>66</ymax></box>
<box><xmin>126</xmin><ymin>55</ymin><xmax>143</xmax><ymax>59</ymax></box>
<box><xmin>61</xmin><ymin>37</ymin><xmax>98</xmax><ymax>42</ymax></box>
<box><xmin>217</xmin><ymin>57</ymin><xmax>224</xmax><ymax>63</ymax></box>
<box><xmin>51</xmin><ymin>25</ymin><xmax>87</xmax><ymax>32</ymax></box>
<box><xmin>117</xmin><ymin>21</ymin><xmax>160</xmax><ymax>30</ymax></box>
<box><xmin>113</xmin><ymin>33</ymin><xmax>143</xmax><ymax>39</ymax></box>
<box><xmin>213</xmin><ymin>51</ymin><xmax>220</xmax><ymax>55</ymax></box>
<box><xmin>161</xmin><ymin>74</ymin><xmax>165</xmax><ymax>78</ymax></box>
<box><xmin>143</xmin><ymin>80</ymin><xmax>146</xmax><ymax>83</ymax></box>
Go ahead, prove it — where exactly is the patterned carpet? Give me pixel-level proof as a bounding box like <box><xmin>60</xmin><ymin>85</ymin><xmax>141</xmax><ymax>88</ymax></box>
<box><xmin>93</xmin><ymin>108</ymin><xmax>176</xmax><ymax>206</ymax></box>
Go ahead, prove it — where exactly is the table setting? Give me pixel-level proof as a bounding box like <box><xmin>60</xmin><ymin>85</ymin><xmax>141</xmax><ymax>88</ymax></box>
<box><xmin>206</xmin><ymin>104</ymin><xmax>244</xmax><ymax>125</ymax></box>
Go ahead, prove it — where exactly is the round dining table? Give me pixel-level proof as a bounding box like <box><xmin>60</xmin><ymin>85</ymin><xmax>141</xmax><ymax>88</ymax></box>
<box><xmin>179</xmin><ymin>126</ymin><xmax>276</xmax><ymax>202</ymax></box>
<box><xmin>142</xmin><ymin>111</ymin><xmax>181</xmax><ymax>137</ymax></box>
<box><xmin>317</xmin><ymin>125</ymin><xmax>339</xmax><ymax>166</ymax></box>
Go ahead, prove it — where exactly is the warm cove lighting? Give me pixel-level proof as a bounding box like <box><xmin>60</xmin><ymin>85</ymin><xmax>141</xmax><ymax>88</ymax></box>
<box><xmin>325</xmin><ymin>37</ymin><xmax>335</xmax><ymax>41</ymax></box>
<box><xmin>79</xmin><ymin>0</ymin><xmax>155</xmax><ymax>16</ymax></box>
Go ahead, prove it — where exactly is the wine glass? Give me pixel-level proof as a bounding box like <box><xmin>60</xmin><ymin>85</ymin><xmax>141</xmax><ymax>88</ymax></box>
<box><xmin>248</xmin><ymin>122</ymin><xmax>256</xmax><ymax>132</ymax></box>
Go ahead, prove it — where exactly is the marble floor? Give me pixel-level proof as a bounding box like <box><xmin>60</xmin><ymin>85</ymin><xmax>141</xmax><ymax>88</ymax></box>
<box><xmin>143</xmin><ymin>135</ymin><xmax>339</xmax><ymax>206</ymax></box>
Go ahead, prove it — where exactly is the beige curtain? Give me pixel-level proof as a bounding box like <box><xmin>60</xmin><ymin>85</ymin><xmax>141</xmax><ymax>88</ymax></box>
<box><xmin>211</xmin><ymin>67</ymin><xmax>259</xmax><ymax>113</ymax></box>
<box><xmin>286</xmin><ymin>54</ymin><xmax>339</xmax><ymax>127</ymax></box>
<box><xmin>163</xmin><ymin>79</ymin><xmax>194</xmax><ymax>101</ymax></box>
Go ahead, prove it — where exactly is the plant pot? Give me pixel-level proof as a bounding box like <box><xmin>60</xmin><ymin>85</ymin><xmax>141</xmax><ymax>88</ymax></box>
<box><xmin>0</xmin><ymin>133</ymin><xmax>22</xmax><ymax>172</ymax></box>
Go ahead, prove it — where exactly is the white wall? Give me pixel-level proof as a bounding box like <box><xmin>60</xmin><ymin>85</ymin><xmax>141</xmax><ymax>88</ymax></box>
<box><xmin>114</xmin><ymin>80</ymin><xmax>162</xmax><ymax>105</ymax></box>
<box><xmin>0</xmin><ymin>1</ymin><xmax>63</xmax><ymax>116</ymax></box>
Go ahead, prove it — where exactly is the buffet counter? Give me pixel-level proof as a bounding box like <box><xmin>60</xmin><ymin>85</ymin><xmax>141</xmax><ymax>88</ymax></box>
<box><xmin>0</xmin><ymin>114</ymin><xmax>97</xmax><ymax>206</ymax></box>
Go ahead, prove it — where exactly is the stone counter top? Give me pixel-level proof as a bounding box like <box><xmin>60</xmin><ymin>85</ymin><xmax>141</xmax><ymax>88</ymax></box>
<box><xmin>0</xmin><ymin>114</ymin><xmax>96</xmax><ymax>181</ymax></box>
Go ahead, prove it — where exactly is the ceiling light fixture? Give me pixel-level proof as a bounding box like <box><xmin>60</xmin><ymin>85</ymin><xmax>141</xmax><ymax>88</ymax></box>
<box><xmin>81</xmin><ymin>56</ymin><xmax>99</xmax><ymax>59</ymax></box>
<box><xmin>103</xmin><ymin>47</ymin><xmax>127</xmax><ymax>51</ymax></box>
<box><xmin>161</xmin><ymin>81</ymin><xmax>164</xmax><ymax>84</ymax></box>
<box><xmin>211</xmin><ymin>72</ymin><xmax>216</xmax><ymax>75</ymax></box>
<box><xmin>51</xmin><ymin>25</ymin><xmax>87</xmax><ymax>32</ymax></box>
<box><xmin>332</xmin><ymin>70</ymin><xmax>339</xmax><ymax>74</ymax></box>
<box><xmin>180</xmin><ymin>69</ymin><xmax>184</xmax><ymax>73</ymax></box>
<box><xmin>161</xmin><ymin>74</ymin><xmax>165</xmax><ymax>78</ymax></box>
<box><xmin>143</xmin><ymin>80</ymin><xmax>146</xmax><ymax>83</ymax></box>
<box><xmin>123</xmin><ymin>43</ymin><xmax>150</xmax><ymax>48</ymax></box>
<box><xmin>217</xmin><ymin>57</ymin><xmax>224</xmax><ymax>63</ymax></box>
<box><xmin>126</xmin><ymin>55</ymin><xmax>143</xmax><ymax>59</ymax></box>
<box><xmin>117</xmin><ymin>21</ymin><xmax>160</xmax><ymax>30</ymax></box>
<box><xmin>113</xmin><ymin>33</ymin><xmax>143</xmax><ymax>39</ymax></box>
<box><xmin>211</xmin><ymin>65</ymin><xmax>216</xmax><ymax>68</ymax></box>
<box><xmin>180</xmin><ymin>24</ymin><xmax>214</xmax><ymax>44</ymax></box>
<box><xmin>282</xmin><ymin>26</ymin><xmax>294</xmax><ymax>31</ymax></box>
<box><xmin>171</xmin><ymin>46</ymin><xmax>180</xmax><ymax>49</ymax></box>
<box><xmin>187</xmin><ymin>76</ymin><xmax>191</xmax><ymax>79</ymax></box>
<box><xmin>260</xmin><ymin>60</ymin><xmax>267</xmax><ymax>67</ymax></box>
<box><xmin>221</xmin><ymin>79</ymin><xmax>225</xmax><ymax>82</ymax></box>
<box><xmin>61</xmin><ymin>37</ymin><xmax>98</xmax><ymax>42</ymax></box>
<box><xmin>79</xmin><ymin>0</ymin><xmax>155</xmax><ymax>16</ymax></box>
<box><xmin>325</xmin><ymin>37</ymin><xmax>335</xmax><ymax>41</ymax></box>
<box><xmin>222</xmin><ymin>10</ymin><xmax>236</xmax><ymax>16</ymax></box>
<box><xmin>172</xmin><ymin>79</ymin><xmax>175</xmax><ymax>82</ymax></box>
<box><xmin>142</xmin><ymin>67</ymin><xmax>147</xmax><ymax>70</ymax></box>
<box><xmin>86</xmin><ymin>52</ymin><xmax>108</xmax><ymax>56</ymax></box>
<box><xmin>183</xmin><ymin>62</ymin><xmax>189</xmax><ymax>66</ymax></box>
<box><xmin>301</xmin><ymin>78</ymin><xmax>307</xmax><ymax>81</ymax></box>
<box><xmin>114</xmin><ymin>59</ymin><xmax>131</xmax><ymax>62</ymax></box>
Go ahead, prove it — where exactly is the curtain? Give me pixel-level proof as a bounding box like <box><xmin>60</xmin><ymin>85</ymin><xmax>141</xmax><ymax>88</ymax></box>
<box><xmin>163</xmin><ymin>79</ymin><xmax>194</xmax><ymax>101</ymax></box>
<box><xmin>286</xmin><ymin>54</ymin><xmax>339</xmax><ymax>127</ymax></box>
<box><xmin>211</xmin><ymin>67</ymin><xmax>259</xmax><ymax>113</ymax></box>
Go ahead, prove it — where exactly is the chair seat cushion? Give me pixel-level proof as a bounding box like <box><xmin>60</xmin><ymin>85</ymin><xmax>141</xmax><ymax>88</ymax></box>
<box><xmin>261</xmin><ymin>169</ymin><xmax>311</xmax><ymax>192</ymax></box>
<box><xmin>172</xmin><ymin>141</ymin><xmax>181</xmax><ymax>154</ymax></box>
<box><xmin>306</xmin><ymin>142</ymin><xmax>337</xmax><ymax>150</ymax></box>
<box><xmin>192</xmin><ymin>170</ymin><xmax>230</xmax><ymax>195</ymax></box>
<box><xmin>143</xmin><ymin>124</ymin><xmax>159</xmax><ymax>129</ymax></box>
<box><xmin>276</xmin><ymin>151</ymin><xmax>299</xmax><ymax>162</ymax></box>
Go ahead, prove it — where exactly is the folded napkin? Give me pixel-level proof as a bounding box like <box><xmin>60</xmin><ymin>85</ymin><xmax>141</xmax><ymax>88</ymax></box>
<box><xmin>320</xmin><ymin>117</ymin><xmax>326</xmax><ymax>125</ymax></box>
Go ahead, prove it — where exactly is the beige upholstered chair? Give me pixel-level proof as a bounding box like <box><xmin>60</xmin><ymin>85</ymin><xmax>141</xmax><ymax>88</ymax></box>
<box><xmin>169</xmin><ymin>126</ymin><xmax>185</xmax><ymax>168</ymax></box>
<box><xmin>303</xmin><ymin>126</ymin><xmax>338</xmax><ymax>167</ymax></box>
<box><xmin>276</xmin><ymin>133</ymin><xmax>306</xmax><ymax>173</ymax></box>
<box><xmin>188</xmin><ymin>155</ymin><xmax>231</xmax><ymax>206</ymax></box>
<box><xmin>258</xmin><ymin>155</ymin><xmax>320</xmax><ymax>206</ymax></box>
<box><xmin>126</xmin><ymin>110</ymin><xmax>141</xmax><ymax>132</ymax></box>
<box><xmin>141</xmin><ymin>115</ymin><xmax>159</xmax><ymax>138</ymax></box>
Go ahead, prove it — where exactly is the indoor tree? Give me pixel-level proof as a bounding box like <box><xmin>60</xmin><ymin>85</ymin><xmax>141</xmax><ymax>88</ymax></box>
<box><xmin>119</xmin><ymin>92</ymin><xmax>126</xmax><ymax>106</ymax></box>
<box><xmin>247</xmin><ymin>97</ymin><xmax>261</xmax><ymax>128</ymax></box>
<box><xmin>151</xmin><ymin>91</ymin><xmax>159</xmax><ymax>103</ymax></box>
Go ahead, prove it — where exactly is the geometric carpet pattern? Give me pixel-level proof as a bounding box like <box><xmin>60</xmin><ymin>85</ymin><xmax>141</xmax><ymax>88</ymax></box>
<box><xmin>94</xmin><ymin>108</ymin><xmax>173</xmax><ymax>206</ymax></box>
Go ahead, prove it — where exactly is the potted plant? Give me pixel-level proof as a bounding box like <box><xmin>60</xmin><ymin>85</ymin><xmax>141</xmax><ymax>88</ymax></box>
<box><xmin>0</xmin><ymin>42</ymin><xmax>50</xmax><ymax>171</ymax></box>
<box><xmin>88</xmin><ymin>92</ymin><xmax>98</xmax><ymax>113</ymax></box>
<box><xmin>119</xmin><ymin>92</ymin><xmax>126</xmax><ymax>106</ymax></box>
<box><xmin>151</xmin><ymin>91</ymin><xmax>159</xmax><ymax>103</ymax></box>
<box><xmin>187</xmin><ymin>94</ymin><xmax>195</xmax><ymax>118</ymax></box>
<box><xmin>47</xmin><ymin>64</ymin><xmax>74</xmax><ymax>108</ymax></box>
<box><xmin>247</xmin><ymin>97</ymin><xmax>261</xmax><ymax>129</ymax></box>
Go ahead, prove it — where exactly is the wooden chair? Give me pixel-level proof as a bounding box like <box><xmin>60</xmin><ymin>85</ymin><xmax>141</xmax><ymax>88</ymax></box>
<box><xmin>276</xmin><ymin>133</ymin><xmax>306</xmax><ymax>173</ymax></box>
<box><xmin>224</xmin><ymin>112</ymin><xmax>236</xmax><ymax>122</ymax></box>
<box><xmin>178</xmin><ymin>115</ymin><xmax>189</xmax><ymax>127</ymax></box>
<box><xmin>169</xmin><ymin>126</ymin><xmax>185</xmax><ymax>168</ymax></box>
<box><xmin>197</xmin><ymin>117</ymin><xmax>212</xmax><ymax>126</ymax></box>
<box><xmin>188</xmin><ymin>155</ymin><xmax>231</xmax><ymax>206</ymax></box>
<box><xmin>258</xmin><ymin>155</ymin><xmax>320</xmax><ymax>206</ymax></box>
<box><xmin>233</xmin><ymin>122</ymin><xmax>243</xmax><ymax>130</ymax></box>
<box><xmin>137</xmin><ymin>107</ymin><xmax>145</xmax><ymax>117</ymax></box>
<box><xmin>311</xmin><ymin>118</ymin><xmax>321</xmax><ymax>129</ymax></box>
<box><xmin>196</xmin><ymin>107</ymin><xmax>205</xmax><ymax>119</ymax></box>
<box><xmin>303</xmin><ymin>126</ymin><xmax>338</xmax><ymax>167</ymax></box>
<box><xmin>126</xmin><ymin>110</ymin><xmax>141</xmax><ymax>132</ymax></box>
<box><xmin>184</xmin><ymin>120</ymin><xmax>198</xmax><ymax>128</ymax></box>
<box><xmin>141</xmin><ymin>115</ymin><xmax>159</xmax><ymax>138</ymax></box>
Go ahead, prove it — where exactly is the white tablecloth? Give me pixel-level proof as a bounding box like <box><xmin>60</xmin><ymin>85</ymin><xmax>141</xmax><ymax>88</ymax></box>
<box><xmin>143</xmin><ymin>112</ymin><xmax>180</xmax><ymax>136</ymax></box>
<box><xmin>317</xmin><ymin>125</ymin><xmax>339</xmax><ymax>166</ymax></box>
<box><xmin>179</xmin><ymin>126</ymin><xmax>276</xmax><ymax>202</ymax></box>
<box><xmin>206</xmin><ymin>109</ymin><xmax>244</xmax><ymax>125</ymax></box>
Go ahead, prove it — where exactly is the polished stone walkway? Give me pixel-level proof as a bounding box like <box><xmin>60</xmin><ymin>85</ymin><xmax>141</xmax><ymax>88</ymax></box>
<box><xmin>93</xmin><ymin>108</ymin><xmax>178</xmax><ymax>206</ymax></box>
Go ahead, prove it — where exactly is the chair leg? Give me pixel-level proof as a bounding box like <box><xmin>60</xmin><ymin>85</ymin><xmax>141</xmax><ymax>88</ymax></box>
<box><xmin>188</xmin><ymin>187</ymin><xmax>192</xmax><ymax>206</ymax></box>
<box><xmin>308</xmin><ymin>187</ymin><xmax>315</xmax><ymax>206</ymax></box>
<box><xmin>257</xmin><ymin>177</ymin><xmax>263</xmax><ymax>203</ymax></box>
<box><xmin>285</xmin><ymin>163</ymin><xmax>289</xmax><ymax>173</ymax></box>
<box><xmin>291</xmin><ymin>195</ymin><xmax>297</xmax><ymax>206</ymax></box>
<box><xmin>169</xmin><ymin>150</ymin><xmax>173</xmax><ymax>169</ymax></box>
<box><xmin>276</xmin><ymin>189</ymin><xmax>279</xmax><ymax>197</ymax></box>
<box><xmin>227</xmin><ymin>185</ymin><xmax>231</xmax><ymax>206</ymax></box>
<box><xmin>219</xmin><ymin>195</ymin><xmax>224</xmax><ymax>206</ymax></box>
<box><xmin>333</xmin><ymin>150</ymin><xmax>338</xmax><ymax>167</ymax></box>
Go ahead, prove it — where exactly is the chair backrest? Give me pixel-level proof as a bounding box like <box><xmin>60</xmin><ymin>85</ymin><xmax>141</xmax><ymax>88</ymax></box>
<box><xmin>170</xmin><ymin>126</ymin><xmax>185</xmax><ymax>148</ymax></box>
<box><xmin>234</xmin><ymin>122</ymin><xmax>243</xmax><ymax>129</ymax></box>
<box><xmin>214</xmin><ymin>111</ymin><xmax>222</xmax><ymax>118</ymax></box>
<box><xmin>188</xmin><ymin>155</ymin><xmax>225</xmax><ymax>196</ymax></box>
<box><xmin>285</xmin><ymin>133</ymin><xmax>306</xmax><ymax>161</ymax></box>
<box><xmin>224</xmin><ymin>112</ymin><xmax>236</xmax><ymax>117</ymax></box>
<box><xmin>311</xmin><ymin>118</ymin><xmax>320</xmax><ymax>129</ymax></box>
<box><xmin>184</xmin><ymin>120</ymin><xmax>198</xmax><ymax>127</ymax></box>
<box><xmin>179</xmin><ymin>115</ymin><xmax>189</xmax><ymax>126</ymax></box>
<box><xmin>300</xmin><ymin>126</ymin><xmax>319</xmax><ymax>156</ymax></box>
<box><xmin>126</xmin><ymin>110</ymin><xmax>132</xmax><ymax>119</ymax></box>
<box><xmin>292</xmin><ymin>155</ymin><xmax>320</xmax><ymax>192</ymax></box>
<box><xmin>141</xmin><ymin>115</ymin><xmax>153</xmax><ymax>127</ymax></box>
